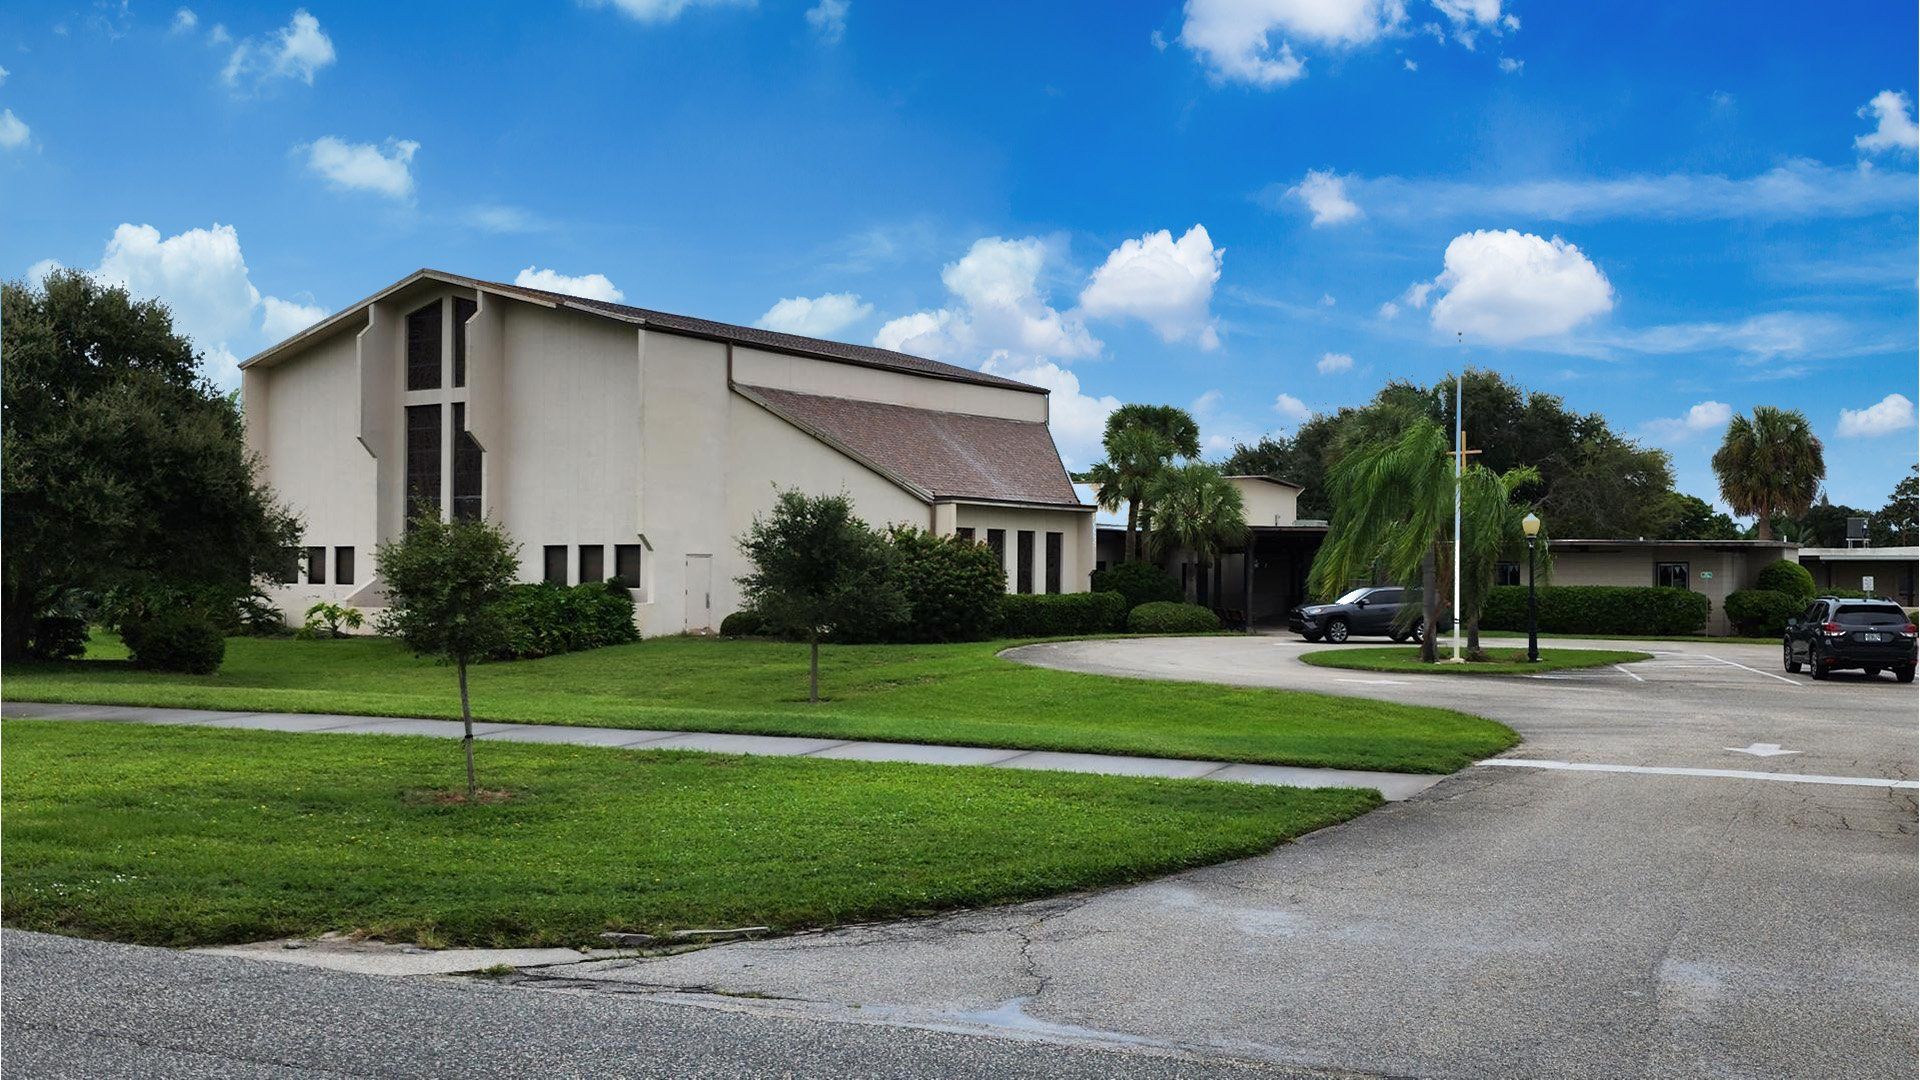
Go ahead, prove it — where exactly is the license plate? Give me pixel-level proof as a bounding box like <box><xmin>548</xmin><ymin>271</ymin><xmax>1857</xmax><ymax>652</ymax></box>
<box><xmin>1860</xmin><ymin>632</ymin><xmax>1885</xmax><ymax>642</ymax></box>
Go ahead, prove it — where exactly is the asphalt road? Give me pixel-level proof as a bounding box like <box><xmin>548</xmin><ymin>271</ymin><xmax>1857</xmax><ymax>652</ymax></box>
<box><xmin>6</xmin><ymin>635</ymin><xmax>1914</xmax><ymax>1078</ymax></box>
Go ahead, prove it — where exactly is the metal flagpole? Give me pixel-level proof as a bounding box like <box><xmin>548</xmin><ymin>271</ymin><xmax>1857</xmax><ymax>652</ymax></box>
<box><xmin>1451</xmin><ymin>370</ymin><xmax>1463</xmax><ymax>662</ymax></box>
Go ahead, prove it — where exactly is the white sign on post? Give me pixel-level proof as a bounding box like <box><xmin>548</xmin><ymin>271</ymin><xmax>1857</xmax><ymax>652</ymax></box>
<box><xmin>1862</xmin><ymin>575</ymin><xmax>1876</xmax><ymax>592</ymax></box>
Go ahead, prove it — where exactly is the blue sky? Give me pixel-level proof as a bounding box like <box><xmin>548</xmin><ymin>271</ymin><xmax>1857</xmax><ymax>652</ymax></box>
<box><xmin>4</xmin><ymin>0</ymin><xmax>1916</xmax><ymax>512</ymax></box>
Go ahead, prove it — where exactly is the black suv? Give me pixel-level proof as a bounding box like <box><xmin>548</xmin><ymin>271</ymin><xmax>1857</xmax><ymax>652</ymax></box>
<box><xmin>1289</xmin><ymin>587</ymin><xmax>1422</xmax><ymax>644</ymax></box>
<box><xmin>1783</xmin><ymin>597</ymin><xmax>1917</xmax><ymax>682</ymax></box>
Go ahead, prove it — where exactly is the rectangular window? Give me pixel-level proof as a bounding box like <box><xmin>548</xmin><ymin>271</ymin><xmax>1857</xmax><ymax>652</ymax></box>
<box><xmin>955</xmin><ymin>527</ymin><xmax>976</xmax><ymax>543</ymax></box>
<box><xmin>406</xmin><ymin>300</ymin><xmax>443</xmax><ymax>391</ymax></box>
<box><xmin>404</xmin><ymin>404</ymin><xmax>442</xmax><ymax>526</ymax></box>
<box><xmin>579</xmin><ymin>544</ymin><xmax>605</xmax><ymax>583</ymax></box>
<box><xmin>1017</xmin><ymin>531</ymin><xmax>1035</xmax><ymax>594</ymax></box>
<box><xmin>335</xmin><ymin>546</ymin><xmax>355</xmax><ymax>587</ymax></box>
<box><xmin>987</xmin><ymin>528</ymin><xmax>1006</xmax><ymax>570</ymax></box>
<box><xmin>452</xmin><ymin>296</ymin><xmax>476</xmax><ymax>388</ymax></box>
<box><xmin>1654</xmin><ymin>562</ymin><xmax>1689</xmax><ymax>590</ymax></box>
<box><xmin>1045</xmin><ymin>532</ymin><xmax>1063</xmax><ymax>593</ymax></box>
<box><xmin>614</xmin><ymin>544</ymin><xmax>642</xmax><ymax>589</ymax></box>
<box><xmin>1495</xmin><ymin>562</ymin><xmax>1521</xmax><ymax>587</ymax></box>
<box><xmin>451</xmin><ymin>402</ymin><xmax>483</xmax><ymax>522</ymax></box>
<box><xmin>304</xmin><ymin>546</ymin><xmax>327</xmax><ymax>585</ymax></box>
<box><xmin>543</xmin><ymin>545</ymin><xmax>568</xmax><ymax>585</ymax></box>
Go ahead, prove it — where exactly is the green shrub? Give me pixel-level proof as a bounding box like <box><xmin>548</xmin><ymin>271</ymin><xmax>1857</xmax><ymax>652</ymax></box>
<box><xmin>1127</xmin><ymin>601</ymin><xmax>1222</xmax><ymax>634</ymax></box>
<box><xmin>1753</xmin><ymin>559</ymin><xmax>1816</xmax><ymax>601</ymax></box>
<box><xmin>881</xmin><ymin>526</ymin><xmax>1006</xmax><ymax>643</ymax></box>
<box><xmin>488</xmin><ymin>581</ymin><xmax>639</xmax><ymax>660</ymax></box>
<box><xmin>1480</xmin><ymin>584</ymin><xmax>1710</xmax><ymax>636</ymax></box>
<box><xmin>998</xmin><ymin>591</ymin><xmax>1128</xmax><ymax>637</ymax></box>
<box><xmin>1089</xmin><ymin>562</ymin><xmax>1184</xmax><ymax>611</ymax></box>
<box><xmin>719</xmin><ymin>609</ymin><xmax>765</xmax><ymax>637</ymax></box>
<box><xmin>25</xmin><ymin>615</ymin><xmax>89</xmax><ymax>660</ymax></box>
<box><xmin>1723</xmin><ymin>589</ymin><xmax>1804</xmax><ymax>637</ymax></box>
<box><xmin>121</xmin><ymin>610</ymin><xmax>227</xmax><ymax>674</ymax></box>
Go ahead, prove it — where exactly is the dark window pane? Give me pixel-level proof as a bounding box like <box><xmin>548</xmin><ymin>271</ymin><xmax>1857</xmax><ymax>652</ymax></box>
<box><xmin>452</xmin><ymin>297</ymin><xmax>476</xmax><ymax>388</ymax></box>
<box><xmin>451</xmin><ymin>402</ymin><xmax>482</xmax><ymax>522</ymax></box>
<box><xmin>1017</xmin><ymin>531</ymin><xmax>1035</xmax><ymax>594</ymax></box>
<box><xmin>335</xmin><ymin>547</ymin><xmax>355</xmax><ymax>586</ymax></box>
<box><xmin>1654</xmin><ymin>562</ymin><xmax>1689</xmax><ymax>590</ymax></box>
<box><xmin>1835</xmin><ymin>605</ymin><xmax>1905</xmax><ymax>626</ymax></box>
<box><xmin>544</xmin><ymin>546</ymin><xmax>568</xmax><ymax>585</ymax></box>
<box><xmin>1495</xmin><ymin>562</ymin><xmax>1521</xmax><ymax>586</ymax></box>
<box><xmin>405</xmin><ymin>404</ymin><xmax>442</xmax><ymax>527</ymax></box>
<box><xmin>1045</xmin><ymin>532</ymin><xmax>1062</xmax><ymax>593</ymax></box>
<box><xmin>305</xmin><ymin>546</ymin><xmax>326</xmax><ymax>585</ymax></box>
<box><xmin>955</xmin><ymin>527</ymin><xmax>975</xmax><ymax>543</ymax></box>
<box><xmin>406</xmin><ymin>301</ymin><xmax>442</xmax><ymax>391</ymax></box>
<box><xmin>614</xmin><ymin>544</ymin><xmax>641</xmax><ymax>589</ymax></box>
<box><xmin>579</xmin><ymin>545</ymin><xmax>605</xmax><ymax>583</ymax></box>
<box><xmin>987</xmin><ymin>529</ymin><xmax>1006</xmax><ymax>569</ymax></box>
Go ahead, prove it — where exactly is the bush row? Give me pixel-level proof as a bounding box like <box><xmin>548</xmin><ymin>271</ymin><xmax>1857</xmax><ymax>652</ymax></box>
<box><xmin>1089</xmin><ymin>562</ymin><xmax>1184</xmax><ymax>611</ymax></box>
<box><xmin>1723</xmin><ymin>589</ymin><xmax>1801</xmax><ymax>638</ymax></box>
<box><xmin>1479</xmin><ymin>584</ymin><xmax>1710</xmax><ymax>636</ymax></box>
<box><xmin>1126</xmin><ymin>601</ymin><xmax>1221</xmax><ymax>634</ymax></box>
<box><xmin>997</xmin><ymin>591</ymin><xmax>1128</xmax><ymax>637</ymax></box>
<box><xmin>488</xmin><ymin>580</ymin><xmax>639</xmax><ymax>660</ymax></box>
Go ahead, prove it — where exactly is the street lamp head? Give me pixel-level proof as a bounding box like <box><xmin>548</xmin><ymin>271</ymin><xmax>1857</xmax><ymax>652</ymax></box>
<box><xmin>1522</xmin><ymin>512</ymin><xmax>1541</xmax><ymax>538</ymax></box>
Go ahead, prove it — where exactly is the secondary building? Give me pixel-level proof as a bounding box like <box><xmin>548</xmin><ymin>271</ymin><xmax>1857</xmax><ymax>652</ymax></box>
<box><xmin>1796</xmin><ymin>546</ymin><xmax>1919</xmax><ymax>605</ymax></box>
<box><xmin>241</xmin><ymin>269</ymin><xmax>1094</xmax><ymax>635</ymax></box>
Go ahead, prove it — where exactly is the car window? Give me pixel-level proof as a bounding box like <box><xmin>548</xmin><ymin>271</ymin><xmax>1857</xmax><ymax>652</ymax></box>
<box><xmin>1803</xmin><ymin>603</ymin><xmax>1825</xmax><ymax>623</ymax></box>
<box><xmin>1334</xmin><ymin>588</ymin><xmax>1371</xmax><ymax>604</ymax></box>
<box><xmin>1370</xmin><ymin>589</ymin><xmax>1403</xmax><ymax>604</ymax></box>
<box><xmin>1834</xmin><ymin>605</ymin><xmax>1906</xmax><ymax>627</ymax></box>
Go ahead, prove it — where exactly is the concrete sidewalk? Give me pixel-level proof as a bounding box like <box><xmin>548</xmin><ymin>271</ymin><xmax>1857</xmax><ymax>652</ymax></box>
<box><xmin>0</xmin><ymin>701</ymin><xmax>1443</xmax><ymax>801</ymax></box>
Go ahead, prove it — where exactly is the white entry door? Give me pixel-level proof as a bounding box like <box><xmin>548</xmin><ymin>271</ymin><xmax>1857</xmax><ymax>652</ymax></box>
<box><xmin>684</xmin><ymin>554</ymin><xmax>714</xmax><ymax>633</ymax></box>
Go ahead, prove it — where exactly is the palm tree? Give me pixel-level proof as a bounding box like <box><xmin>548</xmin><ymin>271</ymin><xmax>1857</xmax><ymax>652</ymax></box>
<box><xmin>1146</xmin><ymin>463</ymin><xmax>1248</xmax><ymax>602</ymax></box>
<box><xmin>1310</xmin><ymin>419</ymin><xmax>1452</xmax><ymax>661</ymax></box>
<box><xmin>1458</xmin><ymin>464</ymin><xmax>1547</xmax><ymax>657</ymax></box>
<box><xmin>1711</xmin><ymin>406</ymin><xmax>1825</xmax><ymax>541</ymax></box>
<box><xmin>1084</xmin><ymin>427</ymin><xmax>1176</xmax><ymax>563</ymax></box>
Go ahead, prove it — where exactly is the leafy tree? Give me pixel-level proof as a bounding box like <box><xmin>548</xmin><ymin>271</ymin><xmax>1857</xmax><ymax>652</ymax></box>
<box><xmin>1655</xmin><ymin>492</ymin><xmax>1740</xmax><ymax>540</ymax></box>
<box><xmin>1793</xmin><ymin>497</ymin><xmax>1869</xmax><ymax>548</ymax></box>
<box><xmin>1146</xmin><ymin>463</ymin><xmax>1248</xmax><ymax>603</ymax></box>
<box><xmin>737</xmin><ymin>489</ymin><xmax>907</xmax><ymax>702</ymax></box>
<box><xmin>1712</xmin><ymin>406</ymin><xmax>1825</xmax><ymax>541</ymax></box>
<box><xmin>880</xmin><ymin>526</ymin><xmax>1004</xmax><ymax>643</ymax></box>
<box><xmin>1872</xmin><ymin>466</ymin><xmax>1917</xmax><ymax>546</ymax></box>
<box><xmin>1310</xmin><ymin>419</ymin><xmax>1453</xmax><ymax>661</ymax></box>
<box><xmin>374</xmin><ymin>512</ymin><xmax>521</xmax><ymax>801</ymax></box>
<box><xmin>1457</xmin><ymin>465</ymin><xmax>1548</xmax><ymax>656</ymax></box>
<box><xmin>1</xmin><ymin>271</ymin><xmax>301</xmax><ymax>660</ymax></box>
<box><xmin>1104</xmin><ymin>403</ymin><xmax>1201</xmax><ymax>460</ymax></box>
<box><xmin>1083</xmin><ymin>426</ymin><xmax>1176</xmax><ymax>563</ymax></box>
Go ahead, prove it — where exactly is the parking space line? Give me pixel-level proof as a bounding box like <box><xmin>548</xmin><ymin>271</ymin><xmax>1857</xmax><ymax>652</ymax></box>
<box><xmin>1701</xmin><ymin>654</ymin><xmax>1801</xmax><ymax>688</ymax></box>
<box><xmin>1482</xmin><ymin>759</ymin><xmax>1916</xmax><ymax>789</ymax></box>
<box><xmin>1613</xmin><ymin>664</ymin><xmax>1644</xmax><ymax>682</ymax></box>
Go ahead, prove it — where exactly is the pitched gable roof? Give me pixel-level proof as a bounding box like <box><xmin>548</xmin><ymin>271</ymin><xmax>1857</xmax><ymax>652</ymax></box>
<box><xmin>736</xmin><ymin>385</ymin><xmax>1087</xmax><ymax>509</ymax></box>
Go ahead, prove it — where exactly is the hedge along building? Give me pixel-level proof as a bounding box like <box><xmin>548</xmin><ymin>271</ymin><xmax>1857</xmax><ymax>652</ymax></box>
<box><xmin>240</xmin><ymin>269</ymin><xmax>1096</xmax><ymax>635</ymax></box>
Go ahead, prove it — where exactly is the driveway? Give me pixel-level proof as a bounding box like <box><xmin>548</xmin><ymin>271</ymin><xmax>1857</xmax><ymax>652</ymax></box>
<box><xmin>552</xmin><ymin>635</ymin><xmax>1917</xmax><ymax>1079</ymax></box>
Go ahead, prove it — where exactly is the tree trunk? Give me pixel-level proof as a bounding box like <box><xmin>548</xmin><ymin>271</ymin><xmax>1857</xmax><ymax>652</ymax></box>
<box><xmin>1467</xmin><ymin>617</ymin><xmax>1484</xmax><ymax>661</ymax></box>
<box><xmin>808</xmin><ymin>632</ymin><xmax>820</xmax><ymax>704</ymax></box>
<box><xmin>1125</xmin><ymin>499</ymin><xmax>1140</xmax><ymax>562</ymax></box>
<box><xmin>1753</xmin><ymin>504</ymin><xmax>1774</xmax><ymax>541</ymax></box>
<box><xmin>1419</xmin><ymin>545</ymin><xmax>1439</xmax><ymax>664</ymax></box>
<box><xmin>458</xmin><ymin>659</ymin><xmax>477</xmax><ymax>801</ymax></box>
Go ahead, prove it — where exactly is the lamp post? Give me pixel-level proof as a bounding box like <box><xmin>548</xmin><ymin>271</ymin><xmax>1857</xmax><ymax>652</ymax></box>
<box><xmin>1522</xmin><ymin>512</ymin><xmax>1541</xmax><ymax>663</ymax></box>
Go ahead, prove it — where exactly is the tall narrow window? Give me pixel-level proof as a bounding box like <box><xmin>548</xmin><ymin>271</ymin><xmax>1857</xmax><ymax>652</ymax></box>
<box><xmin>406</xmin><ymin>300</ymin><xmax>443</xmax><ymax>391</ymax></box>
<box><xmin>579</xmin><ymin>544</ymin><xmax>605</xmax><ymax>583</ymax></box>
<box><xmin>335</xmin><ymin>546</ymin><xmax>356</xmax><ymax>586</ymax></box>
<box><xmin>305</xmin><ymin>546</ymin><xmax>327</xmax><ymax>585</ymax></box>
<box><xmin>404</xmin><ymin>404</ymin><xmax>442</xmax><ymax>526</ymax></box>
<box><xmin>955</xmin><ymin>527</ymin><xmax>976</xmax><ymax>543</ymax></box>
<box><xmin>544</xmin><ymin>546</ymin><xmax>568</xmax><ymax>585</ymax></box>
<box><xmin>614</xmin><ymin>544</ymin><xmax>642</xmax><ymax>589</ymax></box>
<box><xmin>1016</xmin><ymin>531</ymin><xmax>1035</xmax><ymax>594</ymax></box>
<box><xmin>452</xmin><ymin>296</ymin><xmax>476</xmax><ymax>388</ymax></box>
<box><xmin>987</xmin><ymin>529</ymin><xmax>1006</xmax><ymax>575</ymax></box>
<box><xmin>451</xmin><ymin>402</ymin><xmax>483</xmax><ymax>522</ymax></box>
<box><xmin>1045</xmin><ymin>532</ymin><xmax>1063</xmax><ymax>593</ymax></box>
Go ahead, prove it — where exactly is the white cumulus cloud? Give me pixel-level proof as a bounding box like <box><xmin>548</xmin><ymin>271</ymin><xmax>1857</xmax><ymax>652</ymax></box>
<box><xmin>1417</xmin><ymin>229</ymin><xmax>1614</xmax><ymax>344</ymax></box>
<box><xmin>223</xmin><ymin>9</ymin><xmax>335</xmax><ymax>90</ymax></box>
<box><xmin>0</xmin><ymin>109</ymin><xmax>28</xmax><ymax>150</ymax></box>
<box><xmin>1837</xmin><ymin>393</ymin><xmax>1917</xmax><ymax>438</ymax></box>
<box><xmin>260</xmin><ymin>295</ymin><xmax>328</xmax><ymax>342</ymax></box>
<box><xmin>1497</xmin><ymin>56</ymin><xmax>1522</xmax><ymax>73</ymax></box>
<box><xmin>1290</xmin><ymin>169</ymin><xmax>1362</xmax><ymax>226</ymax></box>
<box><xmin>1642</xmin><ymin>400</ymin><xmax>1732</xmax><ymax>442</ymax></box>
<box><xmin>1180</xmin><ymin>0</ymin><xmax>1513</xmax><ymax>86</ymax></box>
<box><xmin>1273</xmin><ymin>392</ymin><xmax>1312</xmax><ymax>423</ymax></box>
<box><xmin>755</xmin><ymin>292</ymin><xmax>873</xmax><ymax>337</ymax></box>
<box><xmin>1316</xmin><ymin>351</ymin><xmax>1354</xmax><ymax>373</ymax></box>
<box><xmin>1855</xmin><ymin>90</ymin><xmax>1919</xmax><ymax>155</ymax></box>
<box><xmin>587</xmin><ymin>0</ymin><xmax>751</xmax><ymax>23</ymax></box>
<box><xmin>172</xmin><ymin>7</ymin><xmax>198</xmax><ymax>32</ymax></box>
<box><xmin>874</xmin><ymin>236</ymin><xmax>1098</xmax><ymax>363</ymax></box>
<box><xmin>805</xmin><ymin>0</ymin><xmax>848</xmax><ymax>43</ymax></box>
<box><xmin>514</xmin><ymin>267</ymin><xmax>626</xmax><ymax>303</ymax></box>
<box><xmin>1078</xmin><ymin>224</ymin><xmax>1224</xmax><ymax>348</ymax></box>
<box><xmin>303</xmin><ymin>137</ymin><xmax>419</xmax><ymax>199</ymax></box>
<box><xmin>979</xmin><ymin>358</ymin><xmax>1120</xmax><ymax>470</ymax></box>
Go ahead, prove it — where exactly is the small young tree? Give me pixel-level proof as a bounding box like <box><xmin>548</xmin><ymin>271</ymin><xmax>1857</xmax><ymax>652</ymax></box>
<box><xmin>737</xmin><ymin>489</ymin><xmax>906</xmax><ymax>702</ymax></box>
<box><xmin>374</xmin><ymin>512</ymin><xmax>520</xmax><ymax>800</ymax></box>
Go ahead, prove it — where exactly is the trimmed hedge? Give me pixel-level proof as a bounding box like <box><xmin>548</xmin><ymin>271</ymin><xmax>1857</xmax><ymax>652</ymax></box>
<box><xmin>489</xmin><ymin>580</ymin><xmax>639</xmax><ymax>660</ymax></box>
<box><xmin>121</xmin><ymin>610</ymin><xmax>227</xmax><ymax>674</ymax></box>
<box><xmin>1127</xmin><ymin>601</ymin><xmax>1222</xmax><ymax>634</ymax></box>
<box><xmin>1479</xmin><ymin>584</ymin><xmax>1710</xmax><ymax>636</ymax></box>
<box><xmin>719</xmin><ymin>609</ymin><xmax>766</xmax><ymax>637</ymax></box>
<box><xmin>998</xmin><ymin>591</ymin><xmax>1128</xmax><ymax>637</ymax></box>
<box><xmin>1089</xmin><ymin>562</ymin><xmax>1184</xmax><ymax>612</ymax></box>
<box><xmin>1754</xmin><ymin>559</ymin><xmax>1816</xmax><ymax>601</ymax></box>
<box><xmin>1723</xmin><ymin>589</ymin><xmax>1802</xmax><ymax>638</ymax></box>
<box><xmin>886</xmin><ymin>527</ymin><xmax>1007</xmax><ymax>643</ymax></box>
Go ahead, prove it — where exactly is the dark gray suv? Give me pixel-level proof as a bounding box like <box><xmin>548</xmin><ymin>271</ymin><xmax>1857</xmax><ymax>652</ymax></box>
<box><xmin>1288</xmin><ymin>587</ymin><xmax>1421</xmax><ymax>644</ymax></box>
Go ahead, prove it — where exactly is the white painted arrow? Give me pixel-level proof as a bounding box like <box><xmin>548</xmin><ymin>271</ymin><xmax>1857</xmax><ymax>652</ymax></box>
<box><xmin>1726</xmin><ymin>743</ymin><xmax>1801</xmax><ymax>757</ymax></box>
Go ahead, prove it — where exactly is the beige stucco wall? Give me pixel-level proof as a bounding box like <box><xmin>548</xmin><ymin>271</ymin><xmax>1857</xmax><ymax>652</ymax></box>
<box><xmin>1549</xmin><ymin>545</ymin><xmax>1778</xmax><ymax>635</ymax></box>
<box><xmin>731</xmin><ymin>345</ymin><xmax>1047</xmax><ymax>422</ymax></box>
<box><xmin>950</xmin><ymin>504</ymin><xmax>1096</xmax><ymax>594</ymax></box>
<box><xmin>1228</xmin><ymin>478</ymin><xmax>1300</xmax><ymax>527</ymax></box>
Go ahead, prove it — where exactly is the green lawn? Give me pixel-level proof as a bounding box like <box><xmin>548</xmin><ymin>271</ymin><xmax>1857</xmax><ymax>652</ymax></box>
<box><xmin>1</xmin><ymin>720</ymin><xmax>1379</xmax><ymax>948</ymax></box>
<box><xmin>1480</xmin><ymin>629</ymin><xmax>1777</xmax><ymax>646</ymax></box>
<box><xmin>2</xmin><ymin>632</ymin><xmax>1516</xmax><ymax>774</ymax></box>
<box><xmin>1300</xmin><ymin>646</ymin><xmax>1651</xmax><ymax>675</ymax></box>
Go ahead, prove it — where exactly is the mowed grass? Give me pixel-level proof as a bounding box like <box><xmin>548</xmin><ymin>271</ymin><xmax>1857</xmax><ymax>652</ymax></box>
<box><xmin>1300</xmin><ymin>645</ymin><xmax>1651</xmax><ymax>675</ymax></box>
<box><xmin>3</xmin><ymin>633</ymin><xmax>1516</xmax><ymax>774</ymax></box>
<box><xmin>1</xmin><ymin>720</ymin><xmax>1380</xmax><ymax>948</ymax></box>
<box><xmin>1480</xmin><ymin>629</ymin><xmax>1777</xmax><ymax>646</ymax></box>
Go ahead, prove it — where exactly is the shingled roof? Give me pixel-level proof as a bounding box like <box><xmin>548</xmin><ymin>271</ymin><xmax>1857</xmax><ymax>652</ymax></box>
<box><xmin>736</xmin><ymin>385</ymin><xmax>1088</xmax><ymax>509</ymax></box>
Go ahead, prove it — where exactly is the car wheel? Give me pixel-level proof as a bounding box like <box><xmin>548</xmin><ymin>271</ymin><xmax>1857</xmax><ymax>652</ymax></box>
<box><xmin>1389</xmin><ymin>629</ymin><xmax>1410</xmax><ymax>643</ymax></box>
<box><xmin>1782</xmin><ymin>643</ymin><xmax>1801</xmax><ymax>674</ymax></box>
<box><xmin>1864</xmin><ymin>667</ymin><xmax>1882</xmax><ymax>678</ymax></box>
<box><xmin>1325</xmin><ymin>617</ymin><xmax>1350</xmax><ymax>644</ymax></box>
<box><xmin>1810</xmin><ymin>655</ymin><xmax>1829</xmax><ymax>680</ymax></box>
<box><xmin>1897</xmin><ymin>665</ymin><xmax>1915</xmax><ymax>684</ymax></box>
<box><xmin>1408</xmin><ymin>622</ymin><xmax>1424</xmax><ymax>643</ymax></box>
<box><xmin>1301</xmin><ymin>631</ymin><xmax>1323</xmax><ymax>643</ymax></box>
